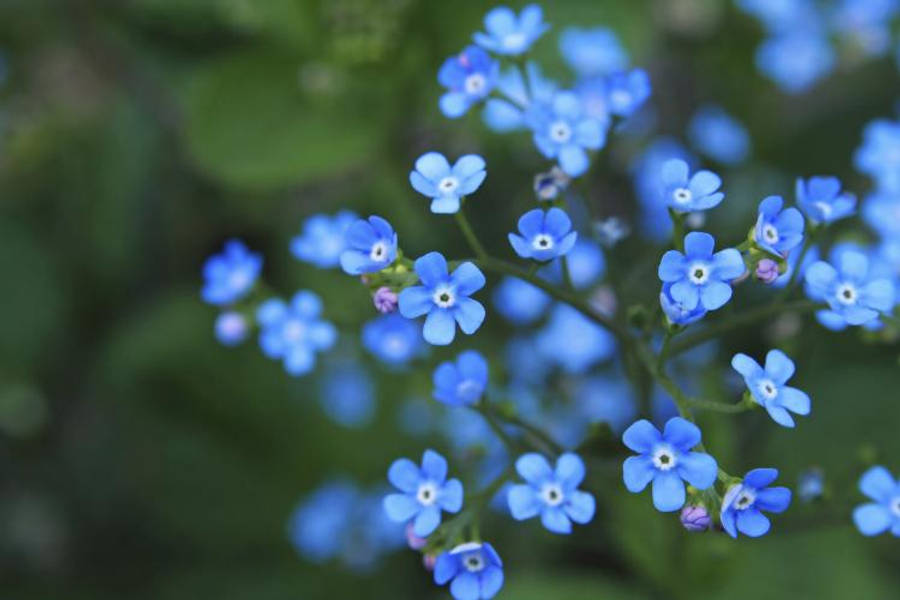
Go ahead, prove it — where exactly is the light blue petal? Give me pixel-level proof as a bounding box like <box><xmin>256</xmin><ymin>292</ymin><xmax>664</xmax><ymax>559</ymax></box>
<box><xmin>440</xmin><ymin>92</ymin><xmax>470</xmax><ymax>118</ymax></box>
<box><xmin>544</xmin><ymin>207</ymin><xmax>573</xmax><ymax>238</ymax></box>
<box><xmin>339</xmin><ymin>250</ymin><xmax>369</xmax><ymax>275</ymax></box>
<box><xmin>516</xmin><ymin>453</ymin><xmax>553</xmax><ymax>483</ymax></box>
<box><xmin>451</xmin><ymin>571</ymin><xmax>480</xmax><ymax>600</ymax></box>
<box><xmin>563</xmin><ymin>490</ymin><xmax>595</xmax><ymax>524</ymax></box>
<box><xmin>555</xmin><ymin>453</ymin><xmax>586</xmax><ymax>489</ymax></box>
<box><xmin>431</xmin><ymin>196</ymin><xmax>461</xmax><ymax>214</ymax></box>
<box><xmin>383</xmin><ymin>493</ymin><xmax>420</xmax><ymax>522</ymax></box>
<box><xmin>700</xmin><ymin>280</ymin><xmax>732</xmax><ymax>310</ymax></box>
<box><xmin>684</xmin><ymin>231</ymin><xmax>715</xmax><ymax>258</ymax></box>
<box><xmin>483</xmin><ymin>6</ymin><xmax>516</xmax><ymax>36</ymax></box>
<box><xmin>804</xmin><ymin>261</ymin><xmax>838</xmax><ymax>292</ymax></box>
<box><xmin>671</xmin><ymin>280</ymin><xmax>700</xmax><ymax>310</ymax></box>
<box><xmin>291</xmin><ymin>291</ymin><xmax>322</xmax><ymax>318</ymax></box>
<box><xmin>459</xmin><ymin>170</ymin><xmax>487</xmax><ymax>195</ymax></box>
<box><xmin>622</xmin><ymin>419</ymin><xmax>661</xmax><ymax>453</ymax></box>
<box><xmin>839</xmin><ymin>250</ymin><xmax>868</xmax><ymax>281</ymax></box>
<box><xmin>764</xmin><ymin>349</ymin><xmax>795</xmax><ymax>384</ymax></box>
<box><xmin>658</xmin><ymin>250</ymin><xmax>686</xmax><ymax>282</ymax></box>
<box><xmin>480</xmin><ymin>566</ymin><xmax>504</xmax><ymax>599</ymax></box>
<box><xmin>415</xmin><ymin>252</ymin><xmax>449</xmax><ymax>287</ymax></box>
<box><xmin>744</xmin><ymin>468</ymin><xmax>779</xmax><ymax>489</ymax></box>
<box><xmin>755</xmin><ymin>486</ymin><xmax>792</xmax><ymax>513</ymax></box>
<box><xmin>451</xmin><ymin>262</ymin><xmax>486</xmax><ymax>295</ymax></box>
<box><xmin>721</xmin><ymin>508</ymin><xmax>738</xmax><ymax>538</ymax></box>
<box><xmin>557</xmin><ymin>231</ymin><xmax>578</xmax><ymax>256</ymax></box>
<box><xmin>284</xmin><ymin>345</ymin><xmax>314</xmax><ymax>376</ymax></box>
<box><xmin>541</xmin><ymin>506</ymin><xmax>573</xmax><ymax>534</ymax></box>
<box><xmin>853</xmin><ymin>503</ymin><xmax>892</xmax><ymax>536</ymax></box>
<box><xmin>676</xmin><ymin>452</ymin><xmax>717</xmax><ymax>490</ymax></box>
<box><xmin>517</xmin><ymin>208</ymin><xmax>546</xmax><ymax>237</ymax></box>
<box><xmin>440</xmin><ymin>478</ymin><xmax>464</xmax><ymax>512</ymax></box>
<box><xmin>859</xmin><ymin>466</ymin><xmax>896</xmax><ymax>502</ymax></box>
<box><xmin>662</xmin><ymin>416</ymin><xmax>701</xmax><ymax>451</ymax></box>
<box><xmin>688</xmin><ymin>170</ymin><xmax>722</xmax><ymax>197</ymax></box>
<box><xmin>712</xmin><ymin>248</ymin><xmax>746</xmax><ymax>280</ymax></box>
<box><xmin>434</xmin><ymin>553</ymin><xmax>459</xmax><ymax>585</ymax></box>
<box><xmin>410</xmin><ymin>170</ymin><xmax>437</xmax><ymax>197</ymax></box>
<box><xmin>422</xmin><ymin>449</ymin><xmax>448</xmax><ymax>482</ymax></box>
<box><xmin>424</xmin><ymin>309</ymin><xmax>456</xmax><ymax>345</ymax></box>
<box><xmin>509</xmin><ymin>233</ymin><xmax>533</xmax><ymax>258</ymax></box>
<box><xmin>778</xmin><ymin>386</ymin><xmax>810</xmax><ymax>415</ymax></box>
<box><xmin>452</xmin><ymin>154</ymin><xmax>486</xmax><ymax>178</ymax></box>
<box><xmin>398</xmin><ymin>286</ymin><xmax>433</xmax><ymax>318</ymax></box>
<box><xmin>413</xmin><ymin>505</ymin><xmax>441</xmax><ymax>537</ymax></box>
<box><xmin>863</xmin><ymin>279</ymin><xmax>895</xmax><ymax>312</ymax></box>
<box><xmin>483</xmin><ymin>98</ymin><xmax>524</xmax><ymax>132</ymax></box>
<box><xmin>415</xmin><ymin>152</ymin><xmax>451</xmax><ymax>180</ymax></box>
<box><xmin>574</xmin><ymin>117</ymin><xmax>604</xmax><ymax>149</ymax></box>
<box><xmin>622</xmin><ymin>455</ymin><xmax>655</xmax><ymax>492</ymax></box>
<box><xmin>736</xmin><ymin>508</ymin><xmax>771</xmax><ymax>537</ymax></box>
<box><xmin>309</xmin><ymin>321</ymin><xmax>337</xmax><ymax>350</ymax></box>
<box><xmin>508</xmin><ymin>484</ymin><xmax>542</xmax><ymax>520</ymax></box>
<box><xmin>388</xmin><ymin>458</ymin><xmax>420</xmax><ymax>492</ymax></box>
<box><xmin>661</xmin><ymin>159</ymin><xmax>689</xmax><ymax>187</ymax></box>
<box><xmin>766</xmin><ymin>404</ymin><xmax>795</xmax><ymax>427</ymax></box>
<box><xmin>731</xmin><ymin>353</ymin><xmax>763</xmax><ymax>379</ymax></box>
<box><xmin>559</xmin><ymin>144</ymin><xmax>589</xmax><ymax>176</ymax></box>
<box><xmin>453</xmin><ymin>298</ymin><xmax>486</xmax><ymax>335</ymax></box>
<box><xmin>651</xmin><ymin>471</ymin><xmax>686</xmax><ymax>512</ymax></box>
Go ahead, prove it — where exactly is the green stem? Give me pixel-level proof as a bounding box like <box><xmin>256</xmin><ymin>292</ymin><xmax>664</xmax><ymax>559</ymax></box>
<box><xmin>669</xmin><ymin>208</ymin><xmax>685</xmax><ymax>252</ymax></box>
<box><xmin>685</xmin><ymin>397</ymin><xmax>752</xmax><ymax>414</ymax></box>
<box><xmin>454</xmin><ymin>206</ymin><xmax>488</xmax><ymax>260</ymax></box>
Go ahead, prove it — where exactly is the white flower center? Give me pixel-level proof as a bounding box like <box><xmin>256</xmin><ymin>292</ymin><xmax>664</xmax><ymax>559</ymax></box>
<box><xmin>540</xmin><ymin>483</ymin><xmax>565</xmax><ymax>507</ymax></box>
<box><xmin>464</xmin><ymin>72</ymin><xmax>486</xmax><ymax>95</ymax></box>
<box><xmin>733</xmin><ymin>488</ymin><xmax>757</xmax><ymax>511</ymax></box>
<box><xmin>463</xmin><ymin>552</ymin><xmax>485</xmax><ymax>572</ymax></box>
<box><xmin>672</xmin><ymin>187</ymin><xmax>693</xmax><ymax>206</ymax></box>
<box><xmin>757</xmin><ymin>378</ymin><xmax>778</xmax><ymax>401</ymax></box>
<box><xmin>369</xmin><ymin>241</ymin><xmax>389</xmax><ymax>261</ymax></box>
<box><xmin>814</xmin><ymin>201</ymin><xmax>833</xmax><ymax>218</ymax></box>
<box><xmin>836</xmin><ymin>282</ymin><xmax>858</xmax><ymax>305</ymax></box>
<box><xmin>220</xmin><ymin>313</ymin><xmax>245</xmax><ymax>335</ymax></box>
<box><xmin>228</xmin><ymin>269</ymin><xmax>251</xmax><ymax>290</ymax></box>
<box><xmin>433</xmin><ymin>285</ymin><xmax>456</xmax><ymax>308</ymax></box>
<box><xmin>890</xmin><ymin>496</ymin><xmax>900</xmax><ymax>518</ymax></box>
<box><xmin>651</xmin><ymin>444</ymin><xmax>678</xmax><ymax>471</ymax></box>
<box><xmin>532</xmin><ymin>233</ymin><xmax>555</xmax><ymax>251</ymax></box>
<box><xmin>503</xmin><ymin>32</ymin><xmax>527</xmax><ymax>51</ymax></box>
<box><xmin>438</xmin><ymin>176</ymin><xmax>460</xmax><ymax>195</ymax></box>
<box><xmin>549</xmin><ymin>120</ymin><xmax>572</xmax><ymax>143</ymax></box>
<box><xmin>610</xmin><ymin>89</ymin><xmax>632</xmax><ymax>108</ymax></box>
<box><xmin>762</xmin><ymin>224</ymin><xmax>779</xmax><ymax>243</ymax></box>
<box><xmin>688</xmin><ymin>262</ymin><xmax>710</xmax><ymax>285</ymax></box>
<box><xmin>416</xmin><ymin>482</ymin><xmax>438</xmax><ymax>506</ymax></box>
<box><xmin>455</xmin><ymin>379</ymin><xmax>481</xmax><ymax>400</ymax></box>
<box><xmin>283</xmin><ymin>319</ymin><xmax>307</xmax><ymax>343</ymax></box>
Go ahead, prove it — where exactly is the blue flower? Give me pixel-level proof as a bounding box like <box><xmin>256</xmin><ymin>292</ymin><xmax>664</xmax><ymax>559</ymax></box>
<box><xmin>559</xmin><ymin>27</ymin><xmax>628</xmax><ymax>77</ymax></box>
<box><xmin>361</xmin><ymin>313</ymin><xmax>424</xmax><ymax>367</ymax></box>
<box><xmin>660</xmin><ymin>282</ymin><xmax>708</xmax><ymax>325</ymax></box>
<box><xmin>473</xmin><ymin>4</ymin><xmax>549</xmax><ymax>56</ymax></box>
<box><xmin>507</xmin><ymin>452</ymin><xmax>595</xmax><ymax>534</ymax></box>
<box><xmin>409</xmin><ymin>152</ymin><xmax>487</xmax><ymax>214</ymax></box>
<box><xmin>622</xmin><ymin>417</ymin><xmax>718</xmax><ymax>512</ymax></box>
<box><xmin>339</xmin><ymin>215</ymin><xmax>398</xmax><ymax>275</ymax></box>
<box><xmin>438</xmin><ymin>45</ymin><xmax>499</xmax><ymax>118</ymax></box>
<box><xmin>852</xmin><ymin>465</ymin><xmax>900</xmax><ymax>537</ymax></box>
<box><xmin>804</xmin><ymin>250</ymin><xmax>895</xmax><ymax>328</ymax></box>
<box><xmin>201</xmin><ymin>239</ymin><xmax>262</xmax><ymax>305</ymax></box>
<box><xmin>796</xmin><ymin>176</ymin><xmax>856</xmax><ymax>223</ymax></box>
<box><xmin>399</xmin><ymin>252</ymin><xmax>486</xmax><ymax>345</ymax></box>
<box><xmin>527</xmin><ymin>91</ymin><xmax>605</xmax><ymax>177</ymax></box>
<box><xmin>854</xmin><ymin>118</ymin><xmax>900</xmax><ymax>192</ymax></box>
<box><xmin>318</xmin><ymin>364</ymin><xmax>375</xmax><ymax>428</ymax></box>
<box><xmin>536</xmin><ymin>304</ymin><xmax>615</xmax><ymax>373</ymax></box>
<box><xmin>434</xmin><ymin>542</ymin><xmax>504</xmax><ymax>600</ymax></box>
<box><xmin>290</xmin><ymin>211</ymin><xmax>357</xmax><ymax>268</ymax></box>
<box><xmin>687</xmin><ymin>104</ymin><xmax>751</xmax><ymax>165</ymax></box>
<box><xmin>288</xmin><ymin>480</ymin><xmax>358</xmax><ymax>563</ymax></box>
<box><xmin>256</xmin><ymin>291</ymin><xmax>337</xmax><ymax>376</ymax></box>
<box><xmin>755</xmin><ymin>32</ymin><xmax>835</xmax><ymax>94</ymax></box>
<box><xmin>508</xmin><ymin>207</ymin><xmax>578</xmax><ymax>261</ymax></box>
<box><xmin>753</xmin><ymin>195</ymin><xmax>805</xmax><ymax>257</ymax></box>
<box><xmin>658</xmin><ymin>232</ymin><xmax>746</xmax><ymax>312</ymax></box>
<box><xmin>433</xmin><ymin>350</ymin><xmax>489</xmax><ymax>407</ymax></box>
<box><xmin>492</xmin><ymin>276</ymin><xmax>550</xmax><ymax>325</ymax></box>
<box><xmin>863</xmin><ymin>191</ymin><xmax>900</xmax><ymax>240</ymax></box>
<box><xmin>721</xmin><ymin>468</ymin><xmax>792</xmax><ymax>538</ymax></box>
<box><xmin>660</xmin><ymin>159</ymin><xmax>725</xmax><ymax>213</ymax></box>
<box><xmin>604</xmin><ymin>69</ymin><xmax>651</xmax><ymax>118</ymax></box>
<box><xmin>383</xmin><ymin>449</ymin><xmax>463</xmax><ymax>537</ymax></box>
<box><xmin>797</xmin><ymin>468</ymin><xmax>825</xmax><ymax>502</ymax></box>
<box><xmin>214</xmin><ymin>311</ymin><xmax>249</xmax><ymax>346</ymax></box>
<box><xmin>731</xmin><ymin>350</ymin><xmax>811</xmax><ymax>428</ymax></box>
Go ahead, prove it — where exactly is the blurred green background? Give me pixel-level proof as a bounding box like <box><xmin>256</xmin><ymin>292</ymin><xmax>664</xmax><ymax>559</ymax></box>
<box><xmin>1</xmin><ymin>0</ymin><xmax>898</xmax><ymax>598</ymax></box>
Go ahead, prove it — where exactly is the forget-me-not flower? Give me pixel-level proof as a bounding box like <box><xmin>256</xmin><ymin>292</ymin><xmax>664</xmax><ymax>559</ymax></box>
<box><xmin>852</xmin><ymin>465</ymin><xmax>900</xmax><ymax>537</ymax></box>
<box><xmin>434</xmin><ymin>542</ymin><xmax>504</xmax><ymax>600</ymax></box>
<box><xmin>507</xmin><ymin>452</ymin><xmax>595</xmax><ymax>534</ymax></box>
<box><xmin>754</xmin><ymin>195</ymin><xmax>804</xmax><ymax>257</ymax></box>
<box><xmin>383</xmin><ymin>449</ymin><xmax>463</xmax><ymax>537</ymax></box>
<box><xmin>202</xmin><ymin>239</ymin><xmax>262</xmax><ymax>305</ymax></box>
<box><xmin>660</xmin><ymin>159</ymin><xmax>725</xmax><ymax>213</ymax></box>
<box><xmin>658</xmin><ymin>232</ymin><xmax>746</xmax><ymax>311</ymax></box>
<box><xmin>290</xmin><ymin>211</ymin><xmax>357</xmax><ymax>269</ymax></box>
<box><xmin>687</xmin><ymin>104</ymin><xmax>751</xmax><ymax>165</ymax></box>
<box><xmin>796</xmin><ymin>176</ymin><xmax>857</xmax><ymax>223</ymax></box>
<box><xmin>492</xmin><ymin>276</ymin><xmax>550</xmax><ymax>325</ymax></box>
<box><xmin>410</xmin><ymin>152</ymin><xmax>487</xmax><ymax>214</ymax></box>
<box><xmin>731</xmin><ymin>349</ymin><xmax>811</xmax><ymax>428</ymax></box>
<box><xmin>755</xmin><ymin>32</ymin><xmax>835</xmax><ymax>94</ymax></box>
<box><xmin>473</xmin><ymin>4</ymin><xmax>549</xmax><ymax>56</ymax></box>
<box><xmin>804</xmin><ymin>249</ymin><xmax>894</xmax><ymax>328</ymax></box>
<box><xmin>339</xmin><ymin>215</ymin><xmax>398</xmax><ymax>275</ymax></box>
<box><xmin>527</xmin><ymin>91</ymin><xmax>605</xmax><ymax>177</ymax></box>
<box><xmin>721</xmin><ymin>468</ymin><xmax>792</xmax><ymax>538</ymax></box>
<box><xmin>604</xmin><ymin>68</ymin><xmax>651</xmax><ymax>118</ymax></box>
<box><xmin>214</xmin><ymin>311</ymin><xmax>249</xmax><ymax>346</ymax></box>
<box><xmin>508</xmin><ymin>207</ymin><xmax>578</xmax><ymax>261</ymax></box>
<box><xmin>433</xmin><ymin>350</ymin><xmax>489</xmax><ymax>407</ymax></box>
<box><xmin>361</xmin><ymin>313</ymin><xmax>424</xmax><ymax>367</ymax></box>
<box><xmin>256</xmin><ymin>291</ymin><xmax>337</xmax><ymax>376</ymax></box>
<box><xmin>854</xmin><ymin>118</ymin><xmax>900</xmax><ymax>192</ymax></box>
<box><xmin>622</xmin><ymin>417</ymin><xmax>718</xmax><ymax>512</ymax></box>
<box><xmin>439</xmin><ymin>45</ymin><xmax>499</xmax><ymax>118</ymax></box>
<box><xmin>399</xmin><ymin>252</ymin><xmax>486</xmax><ymax>345</ymax></box>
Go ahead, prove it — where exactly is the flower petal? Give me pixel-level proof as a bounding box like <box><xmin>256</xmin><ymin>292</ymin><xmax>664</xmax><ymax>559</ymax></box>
<box><xmin>383</xmin><ymin>493</ymin><xmax>420</xmax><ymax>522</ymax></box>
<box><xmin>764</xmin><ymin>349</ymin><xmax>795</xmax><ymax>384</ymax></box>
<box><xmin>736</xmin><ymin>507</ymin><xmax>771</xmax><ymax>537</ymax></box>
<box><xmin>453</xmin><ymin>298</ymin><xmax>486</xmax><ymax>335</ymax></box>
<box><xmin>424</xmin><ymin>309</ymin><xmax>457</xmax><ymax>345</ymax></box>
<box><xmin>623</xmin><ymin>455</ymin><xmax>655</xmax><ymax>492</ymax></box>
<box><xmin>388</xmin><ymin>458</ymin><xmax>420</xmax><ymax>492</ymax></box>
<box><xmin>450</xmin><ymin>571</ymin><xmax>480</xmax><ymax>600</ymax></box>
<box><xmin>731</xmin><ymin>353</ymin><xmax>763</xmax><ymax>379</ymax></box>
<box><xmin>516</xmin><ymin>453</ymin><xmax>553</xmax><ymax>483</ymax></box>
<box><xmin>651</xmin><ymin>471</ymin><xmax>686</xmax><ymax>512</ymax></box>
<box><xmin>439</xmin><ymin>478</ymin><xmax>464</xmax><ymax>513</ymax></box>
<box><xmin>415</xmin><ymin>151</ymin><xmax>451</xmax><ymax>180</ymax></box>
<box><xmin>451</xmin><ymin>262</ymin><xmax>486</xmax><ymax>296</ymax></box>
<box><xmin>853</xmin><ymin>503</ymin><xmax>892</xmax><ymax>536</ymax></box>
<box><xmin>413</xmin><ymin>505</ymin><xmax>442</xmax><ymax>537</ymax></box>
<box><xmin>508</xmin><ymin>484</ymin><xmax>542</xmax><ymax>520</ymax></box>
<box><xmin>622</xmin><ymin>419</ymin><xmax>662</xmax><ymax>453</ymax></box>
<box><xmin>662</xmin><ymin>417</ymin><xmax>701</xmax><ymax>451</ymax></box>
<box><xmin>859</xmin><ymin>466</ymin><xmax>896</xmax><ymax>503</ymax></box>
<box><xmin>564</xmin><ymin>490</ymin><xmax>596</xmax><ymax>524</ymax></box>
<box><xmin>414</xmin><ymin>252</ymin><xmax>449</xmax><ymax>287</ymax></box>
<box><xmin>676</xmin><ymin>451</ymin><xmax>718</xmax><ymax>490</ymax></box>
<box><xmin>540</xmin><ymin>506</ymin><xmax>573</xmax><ymax>534</ymax></box>
<box><xmin>755</xmin><ymin>486</ymin><xmax>792</xmax><ymax>513</ymax></box>
<box><xmin>555</xmin><ymin>453</ymin><xmax>586</xmax><ymax>490</ymax></box>
<box><xmin>684</xmin><ymin>231</ymin><xmax>715</xmax><ymax>258</ymax></box>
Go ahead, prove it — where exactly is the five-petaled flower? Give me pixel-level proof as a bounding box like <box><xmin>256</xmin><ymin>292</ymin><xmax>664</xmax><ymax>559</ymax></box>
<box><xmin>433</xmin><ymin>350</ymin><xmax>489</xmax><ymax>407</ymax></box>
<box><xmin>731</xmin><ymin>350</ymin><xmax>811</xmax><ymax>428</ymax></box>
<box><xmin>661</xmin><ymin>159</ymin><xmax>725</xmax><ymax>213</ymax></box>
<box><xmin>434</xmin><ymin>542</ymin><xmax>504</xmax><ymax>600</ymax></box>
<box><xmin>795</xmin><ymin>176</ymin><xmax>856</xmax><ymax>224</ymax></box>
<box><xmin>290</xmin><ymin>211</ymin><xmax>357</xmax><ymax>269</ymax></box>
<box><xmin>658</xmin><ymin>232</ymin><xmax>746</xmax><ymax>312</ymax></box>
<box><xmin>804</xmin><ymin>250</ymin><xmax>895</xmax><ymax>329</ymax></box>
<box><xmin>753</xmin><ymin>195</ymin><xmax>804</xmax><ymax>257</ymax></box>
<box><xmin>383</xmin><ymin>449</ymin><xmax>464</xmax><ymax>537</ymax></box>
<box><xmin>527</xmin><ymin>91</ymin><xmax>606</xmax><ymax>177</ymax></box>
<box><xmin>473</xmin><ymin>4</ymin><xmax>549</xmax><ymax>56</ymax></box>
<box><xmin>852</xmin><ymin>466</ymin><xmax>900</xmax><ymax>537</ymax></box>
<box><xmin>621</xmin><ymin>417</ymin><xmax>718</xmax><ymax>512</ymax></box>
<box><xmin>399</xmin><ymin>252</ymin><xmax>486</xmax><ymax>345</ymax></box>
<box><xmin>410</xmin><ymin>152</ymin><xmax>487</xmax><ymax>214</ymax></box>
<box><xmin>508</xmin><ymin>207</ymin><xmax>578</xmax><ymax>261</ymax></box>
<box><xmin>439</xmin><ymin>45</ymin><xmax>499</xmax><ymax>118</ymax></box>
<box><xmin>339</xmin><ymin>215</ymin><xmax>398</xmax><ymax>275</ymax></box>
<box><xmin>202</xmin><ymin>239</ymin><xmax>262</xmax><ymax>305</ymax></box>
<box><xmin>256</xmin><ymin>291</ymin><xmax>337</xmax><ymax>376</ymax></box>
<box><xmin>721</xmin><ymin>468</ymin><xmax>792</xmax><ymax>538</ymax></box>
<box><xmin>507</xmin><ymin>452</ymin><xmax>596</xmax><ymax>534</ymax></box>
